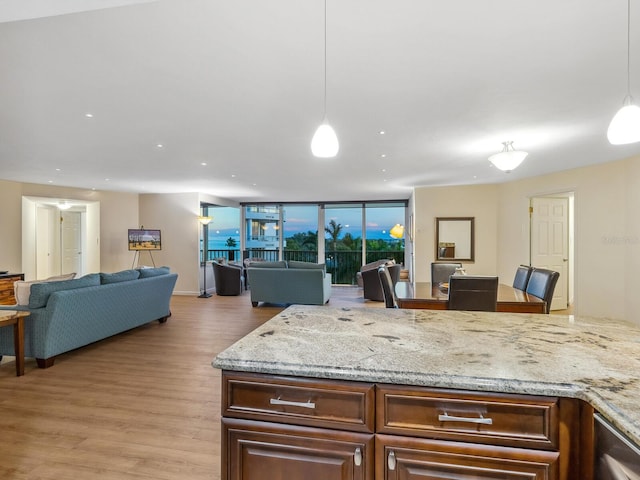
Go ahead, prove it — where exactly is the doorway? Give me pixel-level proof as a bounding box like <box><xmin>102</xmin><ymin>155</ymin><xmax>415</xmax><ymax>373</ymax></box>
<box><xmin>530</xmin><ymin>193</ymin><xmax>574</xmax><ymax>311</ymax></box>
<box><xmin>22</xmin><ymin>196</ymin><xmax>100</xmax><ymax>280</ymax></box>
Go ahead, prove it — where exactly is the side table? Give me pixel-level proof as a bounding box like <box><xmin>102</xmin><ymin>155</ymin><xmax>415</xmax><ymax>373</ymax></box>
<box><xmin>0</xmin><ymin>310</ymin><xmax>30</xmax><ymax>376</ymax></box>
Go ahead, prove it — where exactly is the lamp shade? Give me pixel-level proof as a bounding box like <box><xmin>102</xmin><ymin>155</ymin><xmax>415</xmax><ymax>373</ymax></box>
<box><xmin>389</xmin><ymin>224</ymin><xmax>404</xmax><ymax>239</ymax></box>
<box><xmin>311</xmin><ymin>122</ymin><xmax>339</xmax><ymax>158</ymax></box>
<box><xmin>607</xmin><ymin>101</ymin><xmax>640</xmax><ymax>145</ymax></box>
<box><xmin>488</xmin><ymin>141</ymin><xmax>528</xmax><ymax>172</ymax></box>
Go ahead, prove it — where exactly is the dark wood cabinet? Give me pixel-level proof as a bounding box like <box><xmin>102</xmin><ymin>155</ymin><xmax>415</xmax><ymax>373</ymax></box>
<box><xmin>220</xmin><ymin>372</ymin><xmax>592</xmax><ymax>480</ymax></box>
<box><xmin>376</xmin><ymin>434</ymin><xmax>558</xmax><ymax>480</ymax></box>
<box><xmin>0</xmin><ymin>273</ymin><xmax>24</xmax><ymax>305</ymax></box>
<box><xmin>223</xmin><ymin>418</ymin><xmax>374</xmax><ymax>480</ymax></box>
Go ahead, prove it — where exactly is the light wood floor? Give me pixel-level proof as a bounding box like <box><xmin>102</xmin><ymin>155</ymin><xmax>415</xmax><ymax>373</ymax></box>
<box><xmin>0</xmin><ymin>286</ymin><xmax>381</xmax><ymax>480</ymax></box>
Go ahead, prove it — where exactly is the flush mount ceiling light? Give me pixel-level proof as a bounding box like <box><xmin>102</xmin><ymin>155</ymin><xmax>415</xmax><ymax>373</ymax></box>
<box><xmin>57</xmin><ymin>201</ymin><xmax>72</xmax><ymax>210</ymax></box>
<box><xmin>311</xmin><ymin>0</ymin><xmax>339</xmax><ymax>158</ymax></box>
<box><xmin>608</xmin><ymin>0</ymin><xmax>640</xmax><ymax>145</ymax></box>
<box><xmin>488</xmin><ymin>141</ymin><xmax>528</xmax><ymax>172</ymax></box>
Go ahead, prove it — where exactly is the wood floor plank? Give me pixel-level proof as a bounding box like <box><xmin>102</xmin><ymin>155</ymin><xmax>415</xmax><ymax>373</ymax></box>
<box><xmin>0</xmin><ymin>286</ymin><xmax>377</xmax><ymax>479</ymax></box>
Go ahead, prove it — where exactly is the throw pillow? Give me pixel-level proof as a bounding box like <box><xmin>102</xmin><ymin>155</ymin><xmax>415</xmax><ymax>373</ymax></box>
<box><xmin>138</xmin><ymin>266</ymin><xmax>171</xmax><ymax>278</ymax></box>
<box><xmin>100</xmin><ymin>269</ymin><xmax>140</xmax><ymax>284</ymax></box>
<box><xmin>13</xmin><ymin>272</ymin><xmax>77</xmax><ymax>306</ymax></box>
<box><xmin>28</xmin><ymin>273</ymin><xmax>100</xmax><ymax>309</ymax></box>
<box><xmin>247</xmin><ymin>261</ymin><xmax>287</xmax><ymax>269</ymax></box>
<box><xmin>287</xmin><ymin>260</ymin><xmax>326</xmax><ymax>272</ymax></box>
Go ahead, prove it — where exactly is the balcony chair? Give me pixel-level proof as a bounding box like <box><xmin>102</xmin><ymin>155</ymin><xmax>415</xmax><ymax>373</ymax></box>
<box><xmin>360</xmin><ymin>261</ymin><xmax>401</xmax><ymax>302</ymax></box>
<box><xmin>525</xmin><ymin>268</ymin><xmax>560</xmax><ymax>314</ymax></box>
<box><xmin>512</xmin><ymin>264</ymin><xmax>533</xmax><ymax>291</ymax></box>
<box><xmin>212</xmin><ymin>260</ymin><xmax>244</xmax><ymax>296</ymax></box>
<box><xmin>431</xmin><ymin>262</ymin><xmax>462</xmax><ymax>285</ymax></box>
<box><xmin>448</xmin><ymin>275</ymin><xmax>499</xmax><ymax>312</ymax></box>
<box><xmin>378</xmin><ymin>265</ymin><xmax>399</xmax><ymax>308</ymax></box>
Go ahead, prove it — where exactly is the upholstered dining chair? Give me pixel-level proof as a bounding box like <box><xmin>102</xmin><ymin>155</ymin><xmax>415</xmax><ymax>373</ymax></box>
<box><xmin>448</xmin><ymin>275</ymin><xmax>499</xmax><ymax>312</ymax></box>
<box><xmin>512</xmin><ymin>264</ymin><xmax>533</xmax><ymax>291</ymax></box>
<box><xmin>525</xmin><ymin>268</ymin><xmax>560</xmax><ymax>314</ymax></box>
<box><xmin>431</xmin><ymin>262</ymin><xmax>462</xmax><ymax>285</ymax></box>
<box><xmin>362</xmin><ymin>262</ymin><xmax>401</xmax><ymax>301</ymax></box>
<box><xmin>378</xmin><ymin>266</ymin><xmax>399</xmax><ymax>308</ymax></box>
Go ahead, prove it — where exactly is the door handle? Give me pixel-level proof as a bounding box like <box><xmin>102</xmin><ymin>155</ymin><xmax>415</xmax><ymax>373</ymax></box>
<box><xmin>388</xmin><ymin>450</ymin><xmax>396</xmax><ymax>471</ymax></box>
<box><xmin>354</xmin><ymin>447</ymin><xmax>362</xmax><ymax>467</ymax></box>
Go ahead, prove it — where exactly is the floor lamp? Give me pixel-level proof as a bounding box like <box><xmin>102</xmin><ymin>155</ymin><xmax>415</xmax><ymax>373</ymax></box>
<box><xmin>198</xmin><ymin>215</ymin><xmax>212</xmax><ymax>298</ymax></box>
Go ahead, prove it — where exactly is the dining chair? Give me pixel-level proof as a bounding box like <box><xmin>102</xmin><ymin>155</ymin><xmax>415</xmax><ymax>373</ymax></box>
<box><xmin>512</xmin><ymin>264</ymin><xmax>533</xmax><ymax>291</ymax></box>
<box><xmin>448</xmin><ymin>275</ymin><xmax>498</xmax><ymax>312</ymax></box>
<box><xmin>378</xmin><ymin>266</ymin><xmax>399</xmax><ymax>308</ymax></box>
<box><xmin>431</xmin><ymin>262</ymin><xmax>462</xmax><ymax>285</ymax></box>
<box><xmin>525</xmin><ymin>268</ymin><xmax>560</xmax><ymax>314</ymax></box>
<box><xmin>361</xmin><ymin>262</ymin><xmax>401</xmax><ymax>301</ymax></box>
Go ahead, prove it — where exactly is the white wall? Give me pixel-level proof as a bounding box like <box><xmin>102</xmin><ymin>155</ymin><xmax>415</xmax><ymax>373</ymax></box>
<box><xmin>413</xmin><ymin>184</ymin><xmax>498</xmax><ymax>282</ymax></box>
<box><xmin>139</xmin><ymin>192</ymin><xmax>201</xmax><ymax>296</ymax></box>
<box><xmin>0</xmin><ymin>180</ymin><xmax>138</xmax><ymax>278</ymax></box>
<box><xmin>496</xmin><ymin>157</ymin><xmax>639</xmax><ymax>322</ymax></box>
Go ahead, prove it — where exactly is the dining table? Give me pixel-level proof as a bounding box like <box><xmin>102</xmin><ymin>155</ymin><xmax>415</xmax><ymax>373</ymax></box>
<box><xmin>395</xmin><ymin>281</ymin><xmax>547</xmax><ymax>313</ymax></box>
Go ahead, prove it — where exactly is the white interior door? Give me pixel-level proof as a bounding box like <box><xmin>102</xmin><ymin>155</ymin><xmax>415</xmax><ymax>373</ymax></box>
<box><xmin>530</xmin><ymin>196</ymin><xmax>569</xmax><ymax>310</ymax></box>
<box><xmin>61</xmin><ymin>211</ymin><xmax>82</xmax><ymax>275</ymax></box>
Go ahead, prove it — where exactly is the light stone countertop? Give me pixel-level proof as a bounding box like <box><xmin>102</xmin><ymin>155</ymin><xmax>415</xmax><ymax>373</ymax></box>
<box><xmin>213</xmin><ymin>305</ymin><xmax>640</xmax><ymax>445</ymax></box>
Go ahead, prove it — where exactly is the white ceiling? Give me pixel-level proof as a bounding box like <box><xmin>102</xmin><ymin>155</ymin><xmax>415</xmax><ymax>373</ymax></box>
<box><xmin>1</xmin><ymin>0</ymin><xmax>640</xmax><ymax>203</ymax></box>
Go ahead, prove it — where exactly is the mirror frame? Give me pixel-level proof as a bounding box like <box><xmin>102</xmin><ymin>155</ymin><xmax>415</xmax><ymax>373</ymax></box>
<box><xmin>435</xmin><ymin>217</ymin><xmax>475</xmax><ymax>262</ymax></box>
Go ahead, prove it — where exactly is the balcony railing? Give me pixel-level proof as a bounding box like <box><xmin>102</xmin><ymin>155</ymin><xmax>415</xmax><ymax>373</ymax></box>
<box><xmin>206</xmin><ymin>249</ymin><xmax>403</xmax><ymax>285</ymax></box>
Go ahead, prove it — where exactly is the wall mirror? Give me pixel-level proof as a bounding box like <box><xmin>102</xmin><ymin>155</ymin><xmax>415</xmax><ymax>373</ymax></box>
<box><xmin>435</xmin><ymin>217</ymin><xmax>474</xmax><ymax>261</ymax></box>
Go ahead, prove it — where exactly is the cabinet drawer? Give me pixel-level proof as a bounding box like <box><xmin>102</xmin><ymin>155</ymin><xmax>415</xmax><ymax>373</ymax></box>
<box><xmin>377</xmin><ymin>385</ymin><xmax>558</xmax><ymax>450</ymax></box>
<box><xmin>222</xmin><ymin>371</ymin><xmax>375</xmax><ymax>433</ymax></box>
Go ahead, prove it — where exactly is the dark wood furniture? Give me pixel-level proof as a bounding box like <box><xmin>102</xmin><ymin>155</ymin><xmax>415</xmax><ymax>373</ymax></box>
<box><xmin>220</xmin><ymin>371</ymin><xmax>591</xmax><ymax>480</ymax></box>
<box><xmin>395</xmin><ymin>281</ymin><xmax>546</xmax><ymax>313</ymax></box>
<box><xmin>0</xmin><ymin>310</ymin><xmax>29</xmax><ymax>376</ymax></box>
<box><xmin>0</xmin><ymin>273</ymin><xmax>24</xmax><ymax>305</ymax></box>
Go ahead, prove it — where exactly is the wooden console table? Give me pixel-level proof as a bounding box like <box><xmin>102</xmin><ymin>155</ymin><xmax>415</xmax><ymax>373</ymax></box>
<box><xmin>0</xmin><ymin>310</ymin><xmax>29</xmax><ymax>376</ymax></box>
<box><xmin>0</xmin><ymin>273</ymin><xmax>25</xmax><ymax>305</ymax></box>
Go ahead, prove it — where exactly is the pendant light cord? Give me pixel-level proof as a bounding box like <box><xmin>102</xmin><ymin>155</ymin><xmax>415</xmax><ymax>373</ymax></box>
<box><xmin>627</xmin><ymin>0</ymin><xmax>632</xmax><ymax>97</ymax></box>
<box><xmin>323</xmin><ymin>0</ymin><xmax>328</xmax><ymax>117</ymax></box>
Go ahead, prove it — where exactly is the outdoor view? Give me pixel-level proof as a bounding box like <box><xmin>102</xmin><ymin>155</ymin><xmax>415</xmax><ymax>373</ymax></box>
<box><xmin>202</xmin><ymin>203</ymin><xmax>406</xmax><ymax>284</ymax></box>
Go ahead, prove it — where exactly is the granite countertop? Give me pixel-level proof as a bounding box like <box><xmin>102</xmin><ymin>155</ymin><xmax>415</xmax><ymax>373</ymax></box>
<box><xmin>213</xmin><ymin>305</ymin><xmax>640</xmax><ymax>445</ymax></box>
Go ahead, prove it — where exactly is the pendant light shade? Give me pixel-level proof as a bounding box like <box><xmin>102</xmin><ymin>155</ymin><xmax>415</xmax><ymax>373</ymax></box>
<box><xmin>389</xmin><ymin>224</ymin><xmax>405</xmax><ymax>239</ymax></box>
<box><xmin>608</xmin><ymin>0</ymin><xmax>640</xmax><ymax>145</ymax></box>
<box><xmin>311</xmin><ymin>121</ymin><xmax>339</xmax><ymax>157</ymax></box>
<box><xmin>488</xmin><ymin>141</ymin><xmax>528</xmax><ymax>172</ymax></box>
<box><xmin>608</xmin><ymin>96</ymin><xmax>640</xmax><ymax>145</ymax></box>
<box><xmin>311</xmin><ymin>0</ymin><xmax>338</xmax><ymax>158</ymax></box>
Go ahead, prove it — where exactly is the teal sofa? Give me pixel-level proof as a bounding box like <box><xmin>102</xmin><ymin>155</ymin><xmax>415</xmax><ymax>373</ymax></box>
<box><xmin>0</xmin><ymin>267</ymin><xmax>177</xmax><ymax>368</ymax></box>
<box><xmin>247</xmin><ymin>261</ymin><xmax>331</xmax><ymax>307</ymax></box>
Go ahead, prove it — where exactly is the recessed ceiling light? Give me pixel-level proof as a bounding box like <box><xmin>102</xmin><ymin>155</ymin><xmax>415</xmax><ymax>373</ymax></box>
<box><xmin>252</xmin><ymin>183</ymin><xmax>257</xmax><ymax>186</ymax></box>
<box><xmin>48</xmin><ymin>180</ymin><xmax>53</xmax><ymax>183</ymax></box>
<box><xmin>382</xmin><ymin>168</ymin><xmax>387</xmax><ymax>173</ymax></box>
<box><xmin>105</xmin><ymin>178</ymin><xmax>110</xmax><ymax>181</ymax></box>
<box><xmin>156</xmin><ymin>144</ymin><xmax>164</xmax><ymax>148</ymax></box>
<box><xmin>201</xmin><ymin>162</ymin><xmax>207</xmax><ymax>166</ymax></box>
<box><xmin>381</xmin><ymin>154</ymin><xmax>386</xmax><ymax>158</ymax></box>
<box><xmin>231</xmin><ymin>174</ymin><xmax>236</xmax><ymax>178</ymax></box>
<box><xmin>55</xmin><ymin>168</ymin><xmax>61</xmax><ymax>171</ymax></box>
<box><xmin>85</xmin><ymin>113</ymin><xmax>93</xmax><ymax>118</ymax></box>
<box><xmin>379</xmin><ymin>130</ymin><xmax>385</xmax><ymax>135</ymax></box>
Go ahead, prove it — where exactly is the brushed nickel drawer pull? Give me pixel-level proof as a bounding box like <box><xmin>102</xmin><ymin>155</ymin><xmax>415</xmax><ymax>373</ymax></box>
<box><xmin>354</xmin><ymin>447</ymin><xmax>362</xmax><ymax>466</ymax></box>
<box><xmin>269</xmin><ymin>397</ymin><xmax>316</xmax><ymax>409</ymax></box>
<box><xmin>438</xmin><ymin>412</ymin><xmax>493</xmax><ymax>425</ymax></box>
<box><xmin>388</xmin><ymin>450</ymin><xmax>396</xmax><ymax>470</ymax></box>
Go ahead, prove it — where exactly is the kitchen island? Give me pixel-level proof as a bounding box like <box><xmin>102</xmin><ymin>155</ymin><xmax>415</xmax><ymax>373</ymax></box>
<box><xmin>213</xmin><ymin>305</ymin><xmax>640</xmax><ymax>479</ymax></box>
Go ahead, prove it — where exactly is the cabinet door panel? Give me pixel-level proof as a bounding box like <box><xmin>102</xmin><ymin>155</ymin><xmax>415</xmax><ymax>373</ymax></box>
<box><xmin>223</xmin><ymin>418</ymin><xmax>374</xmax><ymax>480</ymax></box>
<box><xmin>377</xmin><ymin>434</ymin><xmax>558</xmax><ymax>480</ymax></box>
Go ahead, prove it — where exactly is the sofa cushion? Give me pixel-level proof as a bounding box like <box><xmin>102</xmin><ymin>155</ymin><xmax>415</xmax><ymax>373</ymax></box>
<box><xmin>100</xmin><ymin>269</ymin><xmax>140</xmax><ymax>284</ymax></box>
<box><xmin>28</xmin><ymin>273</ymin><xmax>101</xmax><ymax>309</ymax></box>
<box><xmin>14</xmin><ymin>273</ymin><xmax>77</xmax><ymax>306</ymax></box>
<box><xmin>248</xmin><ymin>261</ymin><xmax>287</xmax><ymax>269</ymax></box>
<box><xmin>287</xmin><ymin>261</ymin><xmax>326</xmax><ymax>272</ymax></box>
<box><xmin>138</xmin><ymin>266</ymin><xmax>171</xmax><ymax>278</ymax></box>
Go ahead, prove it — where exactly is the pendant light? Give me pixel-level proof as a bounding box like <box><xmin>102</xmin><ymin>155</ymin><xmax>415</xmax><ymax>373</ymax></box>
<box><xmin>488</xmin><ymin>141</ymin><xmax>528</xmax><ymax>172</ymax></box>
<box><xmin>608</xmin><ymin>0</ymin><xmax>640</xmax><ymax>145</ymax></box>
<box><xmin>311</xmin><ymin>0</ymin><xmax>339</xmax><ymax>158</ymax></box>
